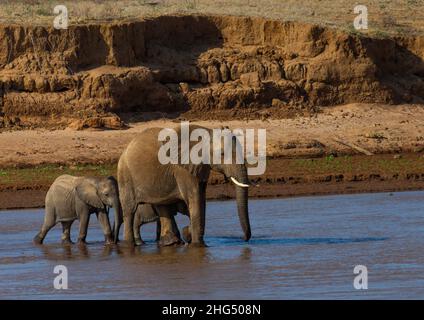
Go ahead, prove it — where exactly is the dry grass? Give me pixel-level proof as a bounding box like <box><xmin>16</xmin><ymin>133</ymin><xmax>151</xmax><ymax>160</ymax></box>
<box><xmin>0</xmin><ymin>0</ymin><xmax>423</xmax><ymax>36</ymax></box>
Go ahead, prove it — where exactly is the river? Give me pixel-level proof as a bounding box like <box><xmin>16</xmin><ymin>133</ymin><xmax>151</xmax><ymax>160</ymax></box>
<box><xmin>1</xmin><ymin>191</ymin><xmax>424</xmax><ymax>299</ymax></box>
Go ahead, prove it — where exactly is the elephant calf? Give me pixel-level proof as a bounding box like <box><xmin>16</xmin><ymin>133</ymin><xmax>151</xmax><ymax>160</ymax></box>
<box><xmin>33</xmin><ymin>175</ymin><xmax>122</xmax><ymax>245</ymax></box>
<box><xmin>133</xmin><ymin>202</ymin><xmax>188</xmax><ymax>246</ymax></box>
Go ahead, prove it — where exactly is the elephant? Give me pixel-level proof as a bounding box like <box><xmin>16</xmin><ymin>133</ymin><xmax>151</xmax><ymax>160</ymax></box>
<box><xmin>33</xmin><ymin>174</ymin><xmax>122</xmax><ymax>245</ymax></box>
<box><xmin>133</xmin><ymin>202</ymin><xmax>188</xmax><ymax>246</ymax></box>
<box><xmin>116</xmin><ymin>125</ymin><xmax>251</xmax><ymax>247</ymax></box>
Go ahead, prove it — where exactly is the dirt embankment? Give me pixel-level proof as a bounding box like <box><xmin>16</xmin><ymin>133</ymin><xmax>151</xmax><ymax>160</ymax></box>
<box><xmin>2</xmin><ymin>15</ymin><xmax>424</xmax><ymax>129</ymax></box>
<box><xmin>1</xmin><ymin>109</ymin><xmax>424</xmax><ymax>209</ymax></box>
<box><xmin>2</xmin><ymin>14</ymin><xmax>424</xmax><ymax>209</ymax></box>
<box><xmin>1</xmin><ymin>104</ymin><xmax>424</xmax><ymax>168</ymax></box>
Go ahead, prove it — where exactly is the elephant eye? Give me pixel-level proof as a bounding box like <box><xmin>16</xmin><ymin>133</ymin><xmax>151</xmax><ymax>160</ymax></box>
<box><xmin>104</xmin><ymin>192</ymin><xmax>109</xmax><ymax>197</ymax></box>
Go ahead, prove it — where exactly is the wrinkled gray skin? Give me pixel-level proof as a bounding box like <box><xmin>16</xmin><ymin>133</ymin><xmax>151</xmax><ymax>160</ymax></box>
<box><xmin>116</xmin><ymin>126</ymin><xmax>251</xmax><ymax>247</ymax></box>
<box><xmin>133</xmin><ymin>202</ymin><xmax>188</xmax><ymax>246</ymax></box>
<box><xmin>33</xmin><ymin>175</ymin><xmax>122</xmax><ymax>245</ymax></box>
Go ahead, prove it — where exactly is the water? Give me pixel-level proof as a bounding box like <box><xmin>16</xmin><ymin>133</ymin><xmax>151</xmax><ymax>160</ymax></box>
<box><xmin>1</xmin><ymin>191</ymin><xmax>424</xmax><ymax>299</ymax></box>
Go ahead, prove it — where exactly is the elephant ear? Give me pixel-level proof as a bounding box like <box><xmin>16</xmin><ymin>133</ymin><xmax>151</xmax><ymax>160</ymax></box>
<box><xmin>76</xmin><ymin>180</ymin><xmax>104</xmax><ymax>209</ymax></box>
<box><xmin>180</xmin><ymin>127</ymin><xmax>212</xmax><ymax>181</ymax></box>
<box><xmin>179</xmin><ymin>163</ymin><xmax>211</xmax><ymax>182</ymax></box>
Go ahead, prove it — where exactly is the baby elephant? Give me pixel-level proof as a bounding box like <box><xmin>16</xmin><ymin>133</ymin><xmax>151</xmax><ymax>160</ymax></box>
<box><xmin>133</xmin><ymin>202</ymin><xmax>188</xmax><ymax>246</ymax></box>
<box><xmin>33</xmin><ymin>174</ymin><xmax>122</xmax><ymax>245</ymax></box>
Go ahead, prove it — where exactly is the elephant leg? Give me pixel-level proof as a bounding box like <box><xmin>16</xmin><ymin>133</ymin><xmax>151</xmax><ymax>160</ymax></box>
<box><xmin>182</xmin><ymin>225</ymin><xmax>192</xmax><ymax>243</ymax></box>
<box><xmin>171</xmin><ymin>215</ymin><xmax>182</xmax><ymax>242</ymax></box>
<box><xmin>77</xmin><ymin>211</ymin><xmax>90</xmax><ymax>244</ymax></box>
<box><xmin>119</xmin><ymin>186</ymin><xmax>136</xmax><ymax>245</ymax></box>
<box><xmin>133</xmin><ymin>207</ymin><xmax>145</xmax><ymax>246</ymax></box>
<box><xmin>123</xmin><ymin>207</ymin><xmax>135</xmax><ymax>245</ymax></box>
<box><xmin>156</xmin><ymin>205</ymin><xmax>182</xmax><ymax>246</ymax></box>
<box><xmin>33</xmin><ymin>206</ymin><xmax>56</xmax><ymax>244</ymax></box>
<box><xmin>187</xmin><ymin>186</ymin><xmax>206</xmax><ymax>247</ymax></box>
<box><xmin>178</xmin><ymin>202</ymin><xmax>191</xmax><ymax>243</ymax></box>
<box><xmin>97</xmin><ymin>211</ymin><xmax>113</xmax><ymax>245</ymax></box>
<box><xmin>61</xmin><ymin>221</ymin><xmax>74</xmax><ymax>245</ymax></box>
<box><xmin>155</xmin><ymin>219</ymin><xmax>161</xmax><ymax>242</ymax></box>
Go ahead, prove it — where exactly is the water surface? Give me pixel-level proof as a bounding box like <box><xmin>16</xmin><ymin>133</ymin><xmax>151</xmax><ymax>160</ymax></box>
<box><xmin>1</xmin><ymin>191</ymin><xmax>424</xmax><ymax>299</ymax></box>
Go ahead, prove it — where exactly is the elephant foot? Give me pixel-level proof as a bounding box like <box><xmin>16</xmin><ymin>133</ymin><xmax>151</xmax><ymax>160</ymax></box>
<box><xmin>188</xmin><ymin>241</ymin><xmax>208</xmax><ymax>248</ymax></box>
<box><xmin>135</xmin><ymin>238</ymin><xmax>146</xmax><ymax>246</ymax></box>
<box><xmin>182</xmin><ymin>226</ymin><xmax>192</xmax><ymax>244</ymax></box>
<box><xmin>77</xmin><ymin>239</ymin><xmax>87</xmax><ymax>246</ymax></box>
<box><xmin>159</xmin><ymin>233</ymin><xmax>183</xmax><ymax>247</ymax></box>
<box><xmin>104</xmin><ymin>235</ymin><xmax>114</xmax><ymax>245</ymax></box>
<box><xmin>118</xmin><ymin>240</ymin><xmax>136</xmax><ymax>247</ymax></box>
<box><xmin>33</xmin><ymin>234</ymin><xmax>44</xmax><ymax>245</ymax></box>
<box><xmin>62</xmin><ymin>239</ymin><xmax>74</xmax><ymax>245</ymax></box>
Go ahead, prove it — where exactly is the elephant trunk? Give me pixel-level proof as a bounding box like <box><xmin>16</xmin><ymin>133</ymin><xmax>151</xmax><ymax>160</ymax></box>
<box><xmin>235</xmin><ymin>184</ymin><xmax>251</xmax><ymax>241</ymax></box>
<box><xmin>230</xmin><ymin>166</ymin><xmax>251</xmax><ymax>241</ymax></box>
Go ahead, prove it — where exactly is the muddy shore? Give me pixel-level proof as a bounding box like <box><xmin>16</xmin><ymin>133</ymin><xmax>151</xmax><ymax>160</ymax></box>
<box><xmin>2</xmin><ymin>104</ymin><xmax>424</xmax><ymax>209</ymax></box>
<box><xmin>1</xmin><ymin>153</ymin><xmax>424</xmax><ymax>210</ymax></box>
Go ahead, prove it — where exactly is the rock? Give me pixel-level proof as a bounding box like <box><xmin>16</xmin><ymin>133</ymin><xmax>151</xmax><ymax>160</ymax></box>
<box><xmin>284</xmin><ymin>62</ymin><xmax>307</xmax><ymax>81</ymax></box>
<box><xmin>103</xmin><ymin>116</ymin><xmax>126</xmax><ymax>129</ymax></box>
<box><xmin>199</xmin><ymin>68</ymin><xmax>208</xmax><ymax>84</ymax></box>
<box><xmin>272</xmin><ymin>98</ymin><xmax>286</xmax><ymax>108</ymax></box>
<box><xmin>306</xmin><ymin>140</ymin><xmax>325</xmax><ymax>148</ymax></box>
<box><xmin>207</xmin><ymin>65</ymin><xmax>220</xmax><ymax>83</ymax></box>
<box><xmin>240</xmin><ymin>72</ymin><xmax>261</xmax><ymax>88</ymax></box>
<box><xmin>67</xmin><ymin>115</ymin><xmax>124</xmax><ymax>130</ymax></box>
<box><xmin>0</xmin><ymin>14</ymin><xmax>422</xmax><ymax>127</ymax></box>
<box><xmin>283</xmin><ymin>141</ymin><xmax>297</xmax><ymax>149</ymax></box>
<box><xmin>219</xmin><ymin>63</ymin><xmax>230</xmax><ymax>82</ymax></box>
<box><xmin>365</xmin><ymin>132</ymin><xmax>386</xmax><ymax>139</ymax></box>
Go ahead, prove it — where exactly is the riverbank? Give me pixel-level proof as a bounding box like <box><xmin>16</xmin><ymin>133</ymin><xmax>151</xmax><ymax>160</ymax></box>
<box><xmin>1</xmin><ymin>153</ymin><xmax>424</xmax><ymax>209</ymax></box>
<box><xmin>2</xmin><ymin>103</ymin><xmax>424</xmax><ymax>209</ymax></box>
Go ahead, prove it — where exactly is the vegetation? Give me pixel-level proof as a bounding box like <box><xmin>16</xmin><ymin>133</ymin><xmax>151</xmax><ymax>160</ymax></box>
<box><xmin>287</xmin><ymin>154</ymin><xmax>424</xmax><ymax>176</ymax></box>
<box><xmin>0</xmin><ymin>0</ymin><xmax>423</xmax><ymax>36</ymax></box>
<box><xmin>1</xmin><ymin>154</ymin><xmax>424</xmax><ymax>191</ymax></box>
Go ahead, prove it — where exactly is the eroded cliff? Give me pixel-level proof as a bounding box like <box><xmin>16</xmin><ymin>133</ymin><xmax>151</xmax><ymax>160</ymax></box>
<box><xmin>1</xmin><ymin>15</ymin><xmax>424</xmax><ymax>129</ymax></box>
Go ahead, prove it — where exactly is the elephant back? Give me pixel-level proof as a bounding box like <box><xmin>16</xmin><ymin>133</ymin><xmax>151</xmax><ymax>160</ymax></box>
<box><xmin>48</xmin><ymin>175</ymin><xmax>79</xmax><ymax>222</ymax></box>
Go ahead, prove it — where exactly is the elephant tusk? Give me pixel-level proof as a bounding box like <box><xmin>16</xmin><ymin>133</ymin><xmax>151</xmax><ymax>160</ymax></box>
<box><xmin>230</xmin><ymin>177</ymin><xmax>250</xmax><ymax>188</ymax></box>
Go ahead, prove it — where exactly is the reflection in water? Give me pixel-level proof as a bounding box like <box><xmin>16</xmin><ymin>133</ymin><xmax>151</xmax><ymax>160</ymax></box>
<box><xmin>239</xmin><ymin>247</ymin><xmax>252</xmax><ymax>261</ymax></box>
<box><xmin>38</xmin><ymin>243</ymin><xmax>93</xmax><ymax>260</ymax></box>
<box><xmin>36</xmin><ymin>242</ymin><xmax>214</xmax><ymax>265</ymax></box>
<box><xmin>35</xmin><ymin>236</ymin><xmax>386</xmax><ymax>261</ymax></box>
<box><xmin>240</xmin><ymin>236</ymin><xmax>388</xmax><ymax>245</ymax></box>
<box><xmin>1</xmin><ymin>191</ymin><xmax>424</xmax><ymax>299</ymax></box>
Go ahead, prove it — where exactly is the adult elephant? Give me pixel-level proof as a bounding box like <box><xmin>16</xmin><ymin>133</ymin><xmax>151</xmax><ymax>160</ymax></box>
<box><xmin>116</xmin><ymin>125</ymin><xmax>251</xmax><ymax>246</ymax></box>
